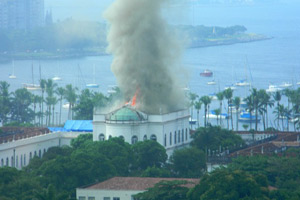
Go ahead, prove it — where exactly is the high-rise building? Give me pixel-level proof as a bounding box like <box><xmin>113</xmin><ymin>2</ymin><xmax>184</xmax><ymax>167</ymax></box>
<box><xmin>0</xmin><ymin>0</ymin><xmax>44</xmax><ymax>30</ymax></box>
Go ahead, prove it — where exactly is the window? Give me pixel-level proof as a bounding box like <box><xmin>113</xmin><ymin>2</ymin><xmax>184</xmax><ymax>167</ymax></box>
<box><xmin>44</xmin><ymin>149</ymin><xmax>46</xmax><ymax>154</ymax></box>
<box><xmin>174</xmin><ymin>131</ymin><xmax>177</xmax><ymax>144</ymax></box>
<box><xmin>186</xmin><ymin>128</ymin><xmax>188</xmax><ymax>140</ymax></box>
<box><xmin>103</xmin><ymin>197</ymin><xmax>110</xmax><ymax>200</ymax></box>
<box><xmin>24</xmin><ymin>154</ymin><xmax>26</xmax><ymax>166</ymax></box>
<box><xmin>1</xmin><ymin>159</ymin><xmax>3</xmax><ymax>167</ymax></box>
<box><xmin>119</xmin><ymin>135</ymin><xmax>124</xmax><ymax>140</ymax></box>
<box><xmin>164</xmin><ymin>134</ymin><xmax>167</xmax><ymax>147</ymax></box>
<box><xmin>34</xmin><ymin>151</ymin><xmax>37</xmax><ymax>156</ymax></box>
<box><xmin>182</xmin><ymin>129</ymin><xmax>184</xmax><ymax>142</ymax></box>
<box><xmin>6</xmin><ymin>157</ymin><xmax>9</xmax><ymax>166</ymax></box>
<box><xmin>20</xmin><ymin>155</ymin><xmax>23</xmax><ymax>167</ymax></box>
<box><xmin>78</xmin><ymin>197</ymin><xmax>86</xmax><ymax>200</ymax></box>
<box><xmin>39</xmin><ymin>150</ymin><xmax>42</xmax><ymax>158</ymax></box>
<box><xmin>132</xmin><ymin>136</ymin><xmax>138</xmax><ymax>144</ymax></box>
<box><xmin>11</xmin><ymin>156</ymin><xmax>13</xmax><ymax>167</ymax></box>
<box><xmin>170</xmin><ymin>132</ymin><xmax>172</xmax><ymax>145</ymax></box>
<box><xmin>178</xmin><ymin>130</ymin><xmax>181</xmax><ymax>143</ymax></box>
<box><xmin>113</xmin><ymin>198</ymin><xmax>120</xmax><ymax>200</ymax></box>
<box><xmin>150</xmin><ymin>134</ymin><xmax>157</xmax><ymax>141</ymax></box>
<box><xmin>109</xmin><ymin>135</ymin><xmax>112</xmax><ymax>139</ymax></box>
<box><xmin>99</xmin><ymin>133</ymin><xmax>105</xmax><ymax>141</ymax></box>
<box><xmin>143</xmin><ymin>135</ymin><xmax>147</xmax><ymax>141</ymax></box>
<box><xmin>16</xmin><ymin>156</ymin><xmax>18</xmax><ymax>168</ymax></box>
<box><xmin>88</xmin><ymin>197</ymin><xmax>95</xmax><ymax>200</ymax></box>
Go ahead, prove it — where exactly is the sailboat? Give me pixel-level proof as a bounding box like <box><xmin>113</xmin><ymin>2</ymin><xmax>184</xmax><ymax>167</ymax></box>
<box><xmin>52</xmin><ymin>63</ymin><xmax>62</xmax><ymax>81</ymax></box>
<box><xmin>8</xmin><ymin>60</ymin><xmax>17</xmax><ymax>79</ymax></box>
<box><xmin>86</xmin><ymin>64</ymin><xmax>99</xmax><ymax>88</ymax></box>
<box><xmin>23</xmin><ymin>63</ymin><xmax>41</xmax><ymax>91</ymax></box>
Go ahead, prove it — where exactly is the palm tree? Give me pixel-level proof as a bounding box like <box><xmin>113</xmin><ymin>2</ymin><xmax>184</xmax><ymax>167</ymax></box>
<box><xmin>233</xmin><ymin>96</ymin><xmax>240</xmax><ymax>131</ymax></box>
<box><xmin>283</xmin><ymin>89</ymin><xmax>294</xmax><ymax>131</ymax></box>
<box><xmin>273</xmin><ymin>104</ymin><xmax>285</xmax><ymax>131</ymax></box>
<box><xmin>194</xmin><ymin>99</ymin><xmax>202</xmax><ymax>128</ymax></box>
<box><xmin>259</xmin><ymin>90</ymin><xmax>274</xmax><ymax>130</ymax></box>
<box><xmin>245</xmin><ymin>95</ymin><xmax>254</xmax><ymax>130</ymax></box>
<box><xmin>0</xmin><ymin>81</ymin><xmax>11</xmax><ymax>125</ymax></box>
<box><xmin>189</xmin><ymin>92</ymin><xmax>198</xmax><ymax>121</ymax></box>
<box><xmin>51</xmin><ymin>97</ymin><xmax>58</xmax><ymax>126</ymax></box>
<box><xmin>200</xmin><ymin>96</ymin><xmax>211</xmax><ymax>127</ymax></box>
<box><xmin>291</xmin><ymin>89</ymin><xmax>300</xmax><ymax>131</ymax></box>
<box><xmin>216</xmin><ymin>91</ymin><xmax>224</xmax><ymax>126</ymax></box>
<box><xmin>39</xmin><ymin>79</ymin><xmax>47</xmax><ymax>126</ymax></box>
<box><xmin>214</xmin><ymin>108</ymin><xmax>221</xmax><ymax>126</ymax></box>
<box><xmin>56</xmin><ymin>87</ymin><xmax>65</xmax><ymax>125</ymax></box>
<box><xmin>64</xmin><ymin>84</ymin><xmax>77</xmax><ymax>120</ymax></box>
<box><xmin>223</xmin><ymin>88</ymin><xmax>233</xmax><ymax>130</ymax></box>
<box><xmin>32</xmin><ymin>95</ymin><xmax>40</xmax><ymax>125</ymax></box>
<box><xmin>273</xmin><ymin>91</ymin><xmax>282</xmax><ymax>129</ymax></box>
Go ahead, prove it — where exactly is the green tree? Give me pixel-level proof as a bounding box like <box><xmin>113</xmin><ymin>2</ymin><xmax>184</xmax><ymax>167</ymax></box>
<box><xmin>134</xmin><ymin>180</ymin><xmax>190</xmax><ymax>200</ymax></box>
<box><xmin>0</xmin><ymin>81</ymin><xmax>11</xmax><ymax>125</ymax></box>
<box><xmin>233</xmin><ymin>96</ymin><xmax>240</xmax><ymax>131</ymax></box>
<box><xmin>170</xmin><ymin>147</ymin><xmax>206</xmax><ymax>178</ymax></box>
<box><xmin>70</xmin><ymin>133</ymin><xmax>93</xmax><ymax>149</ymax></box>
<box><xmin>223</xmin><ymin>88</ymin><xmax>233</xmax><ymax>129</ymax></box>
<box><xmin>273</xmin><ymin>91</ymin><xmax>282</xmax><ymax>129</ymax></box>
<box><xmin>64</xmin><ymin>84</ymin><xmax>77</xmax><ymax>120</ymax></box>
<box><xmin>39</xmin><ymin>79</ymin><xmax>47</xmax><ymax>126</ymax></box>
<box><xmin>55</xmin><ymin>87</ymin><xmax>65</xmax><ymax>125</ymax></box>
<box><xmin>200</xmin><ymin>96</ymin><xmax>211</xmax><ymax>127</ymax></box>
<box><xmin>188</xmin><ymin>169</ymin><xmax>270</xmax><ymax>200</ymax></box>
<box><xmin>11</xmin><ymin>88</ymin><xmax>34</xmax><ymax>123</ymax></box>
<box><xmin>132</xmin><ymin>140</ymin><xmax>167</xmax><ymax>171</ymax></box>
<box><xmin>216</xmin><ymin>91</ymin><xmax>224</xmax><ymax>126</ymax></box>
<box><xmin>194</xmin><ymin>99</ymin><xmax>202</xmax><ymax>128</ymax></box>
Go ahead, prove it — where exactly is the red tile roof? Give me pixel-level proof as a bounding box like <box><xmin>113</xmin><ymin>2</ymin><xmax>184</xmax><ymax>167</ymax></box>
<box><xmin>81</xmin><ymin>177</ymin><xmax>200</xmax><ymax>191</ymax></box>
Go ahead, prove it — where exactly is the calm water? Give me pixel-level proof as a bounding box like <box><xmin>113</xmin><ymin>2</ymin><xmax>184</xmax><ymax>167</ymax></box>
<box><xmin>1</xmin><ymin>2</ymin><xmax>300</xmax><ymax>129</ymax></box>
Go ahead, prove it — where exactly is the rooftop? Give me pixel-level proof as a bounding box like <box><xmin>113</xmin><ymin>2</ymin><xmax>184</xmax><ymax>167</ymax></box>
<box><xmin>80</xmin><ymin>177</ymin><xmax>200</xmax><ymax>191</ymax></box>
<box><xmin>108</xmin><ymin>106</ymin><xmax>146</xmax><ymax>121</ymax></box>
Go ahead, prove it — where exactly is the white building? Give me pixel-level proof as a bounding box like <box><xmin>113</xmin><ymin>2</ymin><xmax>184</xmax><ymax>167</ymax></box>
<box><xmin>76</xmin><ymin>177</ymin><xmax>199</xmax><ymax>200</ymax></box>
<box><xmin>93</xmin><ymin>106</ymin><xmax>191</xmax><ymax>157</ymax></box>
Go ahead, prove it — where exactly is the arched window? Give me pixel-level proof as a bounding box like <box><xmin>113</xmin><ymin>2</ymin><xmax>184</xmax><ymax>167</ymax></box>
<box><xmin>143</xmin><ymin>135</ymin><xmax>147</xmax><ymax>141</ymax></box>
<box><xmin>99</xmin><ymin>134</ymin><xmax>105</xmax><ymax>141</ymax></box>
<box><xmin>11</xmin><ymin>156</ymin><xmax>13</xmax><ymax>167</ymax></box>
<box><xmin>6</xmin><ymin>157</ymin><xmax>9</xmax><ymax>166</ymax></box>
<box><xmin>186</xmin><ymin>128</ymin><xmax>188</xmax><ymax>140</ymax></box>
<box><xmin>182</xmin><ymin>129</ymin><xmax>184</xmax><ymax>142</ymax></box>
<box><xmin>131</xmin><ymin>136</ymin><xmax>138</xmax><ymax>144</ymax></box>
<box><xmin>178</xmin><ymin>130</ymin><xmax>181</xmax><ymax>143</ymax></box>
<box><xmin>34</xmin><ymin>151</ymin><xmax>37</xmax><ymax>156</ymax></box>
<box><xmin>119</xmin><ymin>135</ymin><xmax>125</xmax><ymax>140</ymax></box>
<box><xmin>150</xmin><ymin>134</ymin><xmax>157</xmax><ymax>141</ymax></box>
<box><xmin>1</xmin><ymin>159</ymin><xmax>3</xmax><ymax>167</ymax></box>
<box><xmin>24</xmin><ymin>154</ymin><xmax>26</xmax><ymax>166</ymax></box>
<box><xmin>39</xmin><ymin>150</ymin><xmax>42</xmax><ymax>158</ymax></box>
<box><xmin>174</xmin><ymin>131</ymin><xmax>177</xmax><ymax>144</ymax></box>
<box><xmin>169</xmin><ymin>132</ymin><xmax>172</xmax><ymax>145</ymax></box>
<box><xmin>164</xmin><ymin>134</ymin><xmax>167</xmax><ymax>147</ymax></box>
<box><xmin>16</xmin><ymin>156</ymin><xmax>18</xmax><ymax>168</ymax></box>
<box><xmin>109</xmin><ymin>135</ymin><xmax>112</xmax><ymax>139</ymax></box>
<box><xmin>20</xmin><ymin>155</ymin><xmax>23</xmax><ymax>167</ymax></box>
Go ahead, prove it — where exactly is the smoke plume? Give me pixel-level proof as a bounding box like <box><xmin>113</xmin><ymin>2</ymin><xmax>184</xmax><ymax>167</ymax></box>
<box><xmin>104</xmin><ymin>0</ymin><xmax>186</xmax><ymax>114</ymax></box>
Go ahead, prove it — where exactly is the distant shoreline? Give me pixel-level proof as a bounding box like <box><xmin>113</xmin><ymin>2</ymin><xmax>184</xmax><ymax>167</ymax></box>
<box><xmin>0</xmin><ymin>35</ymin><xmax>271</xmax><ymax>64</ymax></box>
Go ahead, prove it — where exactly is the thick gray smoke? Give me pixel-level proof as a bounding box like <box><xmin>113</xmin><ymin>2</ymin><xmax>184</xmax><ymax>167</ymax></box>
<box><xmin>104</xmin><ymin>0</ymin><xmax>186</xmax><ymax>114</ymax></box>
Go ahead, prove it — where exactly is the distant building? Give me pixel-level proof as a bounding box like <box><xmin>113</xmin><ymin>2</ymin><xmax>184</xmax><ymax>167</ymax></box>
<box><xmin>93</xmin><ymin>106</ymin><xmax>191</xmax><ymax>157</ymax></box>
<box><xmin>0</xmin><ymin>120</ymin><xmax>92</xmax><ymax>169</ymax></box>
<box><xmin>76</xmin><ymin>177</ymin><xmax>200</xmax><ymax>200</ymax></box>
<box><xmin>0</xmin><ymin>0</ymin><xmax>44</xmax><ymax>30</ymax></box>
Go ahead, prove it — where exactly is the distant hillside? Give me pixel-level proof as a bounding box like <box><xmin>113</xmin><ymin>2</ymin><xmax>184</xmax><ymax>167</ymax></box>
<box><xmin>0</xmin><ymin>20</ymin><xmax>270</xmax><ymax>61</ymax></box>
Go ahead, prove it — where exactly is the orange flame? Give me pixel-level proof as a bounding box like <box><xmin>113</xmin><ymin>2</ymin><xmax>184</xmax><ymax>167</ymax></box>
<box><xmin>131</xmin><ymin>93</ymin><xmax>137</xmax><ymax>106</ymax></box>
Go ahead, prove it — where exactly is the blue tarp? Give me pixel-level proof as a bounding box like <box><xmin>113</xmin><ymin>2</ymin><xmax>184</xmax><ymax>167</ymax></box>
<box><xmin>48</xmin><ymin>120</ymin><xmax>93</xmax><ymax>132</ymax></box>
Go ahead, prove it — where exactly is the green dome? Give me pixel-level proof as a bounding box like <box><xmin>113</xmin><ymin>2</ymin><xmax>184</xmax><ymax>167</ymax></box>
<box><xmin>109</xmin><ymin>107</ymin><xmax>145</xmax><ymax>121</ymax></box>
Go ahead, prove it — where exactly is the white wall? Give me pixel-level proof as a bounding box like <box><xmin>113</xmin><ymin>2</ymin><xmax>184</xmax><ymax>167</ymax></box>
<box><xmin>77</xmin><ymin>188</ymin><xmax>143</xmax><ymax>200</ymax></box>
<box><xmin>0</xmin><ymin>131</ymin><xmax>84</xmax><ymax>169</ymax></box>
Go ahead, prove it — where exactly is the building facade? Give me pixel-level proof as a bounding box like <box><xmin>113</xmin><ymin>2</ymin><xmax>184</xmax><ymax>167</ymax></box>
<box><xmin>93</xmin><ymin>106</ymin><xmax>191</xmax><ymax>157</ymax></box>
<box><xmin>0</xmin><ymin>0</ymin><xmax>44</xmax><ymax>30</ymax></box>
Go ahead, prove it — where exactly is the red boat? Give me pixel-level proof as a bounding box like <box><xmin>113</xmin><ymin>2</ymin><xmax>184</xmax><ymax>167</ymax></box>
<box><xmin>200</xmin><ymin>69</ymin><xmax>213</xmax><ymax>77</ymax></box>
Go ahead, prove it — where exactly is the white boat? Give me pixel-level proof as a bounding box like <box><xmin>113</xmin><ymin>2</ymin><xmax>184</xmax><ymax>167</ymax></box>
<box><xmin>280</xmin><ymin>82</ymin><xmax>292</xmax><ymax>88</ymax></box>
<box><xmin>207</xmin><ymin>80</ymin><xmax>216</xmax><ymax>85</ymax></box>
<box><xmin>63</xmin><ymin>102</ymin><xmax>70</xmax><ymax>109</ymax></box>
<box><xmin>107</xmin><ymin>85</ymin><xmax>118</xmax><ymax>94</ymax></box>
<box><xmin>224</xmin><ymin>85</ymin><xmax>236</xmax><ymax>90</ymax></box>
<box><xmin>209</xmin><ymin>93</ymin><xmax>218</xmax><ymax>100</ymax></box>
<box><xmin>22</xmin><ymin>83</ymin><xmax>41</xmax><ymax>91</ymax></box>
<box><xmin>52</xmin><ymin>76</ymin><xmax>62</xmax><ymax>81</ymax></box>
<box><xmin>235</xmin><ymin>79</ymin><xmax>250</xmax><ymax>87</ymax></box>
<box><xmin>206</xmin><ymin>110</ymin><xmax>229</xmax><ymax>119</ymax></box>
<box><xmin>86</xmin><ymin>64</ymin><xmax>99</xmax><ymax>88</ymax></box>
<box><xmin>239</xmin><ymin>112</ymin><xmax>261</xmax><ymax>123</ymax></box>
<box><xmin>9</xmin><ymin>60</ymin><xmax>17</xmax><ymax>79</ymax></box>
<box><xmin>189</xmin><ymin>118</ymin><xmax>197</xmax><ymax>125</ymax></box>
<box><xmin>266</xmin><ymin>85</ymin><xmax>282</xmax><ymax>93</ymax></box>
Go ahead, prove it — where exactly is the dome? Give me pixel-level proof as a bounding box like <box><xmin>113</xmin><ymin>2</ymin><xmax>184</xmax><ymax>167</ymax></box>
<box><xmin>109</xmin><ymin>107</ymin><xmax>145</xmax><ymax>121</ymax></box>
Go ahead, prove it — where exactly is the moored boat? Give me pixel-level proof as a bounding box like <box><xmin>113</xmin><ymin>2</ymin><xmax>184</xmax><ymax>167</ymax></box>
<box><xmin>239</xmin><ymin>112</ymin><xmax>261</xmax><ymax>123</ymax></box>
<box><xmin>266</xmin><ymin>85</ymin><xmax>282</xmax><ymax>93</ymax></box>
<box><xmin>200</xmin><ymin>69</ymin><xmax>213</xmax><ymax>77</ymax></box>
